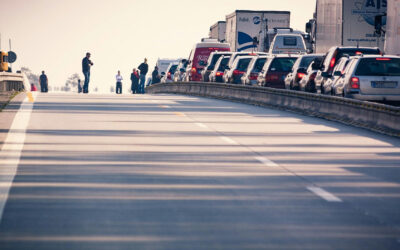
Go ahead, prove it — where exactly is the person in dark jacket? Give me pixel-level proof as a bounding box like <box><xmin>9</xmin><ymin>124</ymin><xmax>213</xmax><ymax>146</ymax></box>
<box><xmin>82</xmin><ymin>52</ymin><xmax>93</xmax><ymax>93</ymax></box>
<box><xmin>39</xmin><ymin>71</ymin><xmax>48</xmax><ymax>93</ymax></box>
<box><xmin>130</xmin><ymin>68</ymin><xmax>140</xmax><ymax>94</ymax></box>
<box><xmin>138</xmin><ymin>58</ymin><xmax>148</xmax><ymax>94</ymax></box>
<box><xmin>151</xmin><ymin>66</ymin><xmax>160</xmax><ymax>85</ymax></box>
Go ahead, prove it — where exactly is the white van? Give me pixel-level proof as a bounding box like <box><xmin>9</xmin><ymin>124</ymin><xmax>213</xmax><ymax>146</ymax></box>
<box><xmin>269</xmin><ymin>34</ymin><xmax>307</xmax><ymax>55</ymax></box>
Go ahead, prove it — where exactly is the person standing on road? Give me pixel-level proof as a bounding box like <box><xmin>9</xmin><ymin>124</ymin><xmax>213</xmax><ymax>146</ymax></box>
<box><xmin>138</xmin><ymin>58</ymin><xmax>148</xmax><ymax>94</ymax></box>
<box><xmin>130</xmin><ymin>68</ymin><xmax>139</xmax><ymax>94</ymax></box>
<box><xmin>39</xmin><ymin>71</ymin><xmax>48</xmax><ymax>93</ymax></box>
<box><xmin>82</xmin><ymin>52</ymin><xmax>94</xmax><ymax>94</ymax></box>
<box><xmin>116</xmin><ymin>70</ymin><xmax>123</xmax><ymax>94</ymax></box>
<box><xmin>151</xmin><ymin>66</ymin><xmax>160</xmax><ymax>85</ymax></box>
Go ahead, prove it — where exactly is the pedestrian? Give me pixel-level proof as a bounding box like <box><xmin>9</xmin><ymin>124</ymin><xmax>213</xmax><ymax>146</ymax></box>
<box><xmin>116</xmin><ymin>70</ymin><xmax>123</xmax><ymax>94</ymax></box>
<box><xmin>151</xmin><ymin>66</ymin><xmax>160</xmax><ymax>85</ymax></box>
<box><xmin>130</xmin><ymin>68</ymin><xmax>139</xmax><ymax>94</ymax></box>
<box><xmin>78</xmin><ymin>79</ymin><xmax>82</xmax><ymax>93</ymax></box>
<box><xmin>82</xmin><ymin>52</ymin><xmax>93</xmax><ymax>93</ymax></box>
<box><xmin>138</xmin><ymin>58</ymin><xmax>149</xmax><ymax>94</ymax></box>
<box><xmin>39</xmin><ymin>71</ymin><xmax>48</xmax><ymax>93</ymax></box>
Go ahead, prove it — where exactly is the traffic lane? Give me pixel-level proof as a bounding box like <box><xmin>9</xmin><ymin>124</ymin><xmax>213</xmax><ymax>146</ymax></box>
<box><xmin>166</xmin><ymin>94</ymin><xmax>400</xmax><ymax>232</ymax></box>
<box><xmin>0</xmin><ymin>93</ymin><xmax>398</xmax><ymax>249</ymax></box>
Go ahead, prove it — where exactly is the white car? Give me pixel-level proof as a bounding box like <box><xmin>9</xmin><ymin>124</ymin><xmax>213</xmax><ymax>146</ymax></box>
<box><xmin>335</xmin><ymin>55</ymin><xmax>400</xmax><ymax>101</ymax></box>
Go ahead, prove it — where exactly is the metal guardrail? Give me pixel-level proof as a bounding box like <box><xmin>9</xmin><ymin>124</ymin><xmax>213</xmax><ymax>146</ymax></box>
<box><xmin>0</xmin><ymin>72</ymin><xmax>25</xmax><ymax>92</ymax></box>
<box><xmin>146</xmin><ymin>82</ymin><xmax>400</xmax><ymax>137</ymax></box>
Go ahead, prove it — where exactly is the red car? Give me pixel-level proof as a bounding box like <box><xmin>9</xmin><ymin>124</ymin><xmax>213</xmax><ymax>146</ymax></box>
<box><xmin>257</xmin><ymin>55</ymin><xmax>299</xmax><ymax>88</ymax></box>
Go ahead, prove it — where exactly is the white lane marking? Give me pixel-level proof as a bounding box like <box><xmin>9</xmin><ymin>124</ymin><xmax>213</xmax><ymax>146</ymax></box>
<box><xmin>0</xmin><ymin>94</ymin><xmax>35</xmax><ymax>222</ymax></box>
<box><xmin>195</xmin><ymin>123</ymin><xmax>208</xmax><ymax>129</ymax></box>
<box><xmin>159</xmin><ymin>105</ymin><xmax>170</xmax><ymax>109</ymax></box>
<box><xmin>254</xmin><ymin>156</ymin><xmax>280</xmax><ymax>167</ymax></box>
<box><xmin>307</xmin><ymin>187</ymin><xmax>342</xmax><ymax>202</ymax></box>
<box><xmin>219</xmin><ymin>136</ymin><xmax>239</xmax><ymax>145</ymax></box>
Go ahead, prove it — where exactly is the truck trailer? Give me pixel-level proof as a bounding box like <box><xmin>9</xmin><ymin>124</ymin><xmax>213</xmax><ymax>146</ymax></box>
<box><xmin>385</xmin><ymin>0</ymin><xmax>400</xmax><ymax>55</ymax></box>
<box><xmin>209</xmin><ymin>21</ymin><xmax>226</xmax><ymax>42</ymax></box>
<box><xmin>225</xmin><ymin>10</ymin><xmax>291</xmax><ymax>52</ymax></box>
<box><xmin>308</xmin><ymin>0</ymin><xmax>387</xmax><ymax>53</ymax></box>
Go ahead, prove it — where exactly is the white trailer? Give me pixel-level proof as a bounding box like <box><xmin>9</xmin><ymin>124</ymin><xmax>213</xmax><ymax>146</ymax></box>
<box><xmin>209</xmin><ymin>21</ymin><xmax>226</xmax><ymax>42</ymax></box>
<box><xmin>225</xmin><ymin>10</ymin><xmax>290</xmax><ymax>52</ymax></box>
<box><xmin>311</xmin><ymin>0</ymin><xmax>387</xmax><ymax>53</ymax></box>
<box><xmin>385</xmin><ymin>0</ymin><xmax>400</xmax><ymax>55</ymax></box>
<box><xmin>155</xmin><ymin>58</ymin><xmax>181</xmax><ymax>75</ymax></box>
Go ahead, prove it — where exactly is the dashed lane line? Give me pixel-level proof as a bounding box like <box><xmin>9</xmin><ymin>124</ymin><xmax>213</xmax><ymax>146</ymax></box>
<box><xmin>219</xmin><ymin>136</ymin><xmax>239</xmax><ymax>145</ymax></box>
<box><xmin>194</xmin><ymin>123</ymin><xmax>208</xmax><ymax>129</ymax></box>
<box><xmin>254</xmin><ymin>156</ymin><xmax>280</xmax><ymax>167</ymax></box>
<box><xmin>307</xmin><ymin>186</ymin><xmax>342</xmax><ymax>202</ymax></box>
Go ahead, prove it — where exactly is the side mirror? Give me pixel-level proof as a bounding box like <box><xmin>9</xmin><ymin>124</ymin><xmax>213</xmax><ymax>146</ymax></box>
<box><xmin>333</xmin><ymin>71</ymin><xmax>341</xmax><ymax>76</ymax></box>
<box><xmin>321</xmin><ymin>72</ymin><xmax>331</xmax><ymax>78</ymax></box>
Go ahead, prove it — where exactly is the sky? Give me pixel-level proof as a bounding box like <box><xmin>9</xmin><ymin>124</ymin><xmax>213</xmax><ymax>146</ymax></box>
<box><xmin>0</xmin><ymin>0</ymin><xmax>316</xmax><ymax>92</ymax></box>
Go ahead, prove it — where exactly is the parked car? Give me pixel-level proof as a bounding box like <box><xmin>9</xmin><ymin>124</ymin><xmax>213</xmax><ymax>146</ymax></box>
<box><xmin>161</xmin><ymin>63</ymin><xmax>178</xmax><ymax>83</ymax></box>
<box><xmin>173</xmin><ymin>59</ymin><xmax>189</xmax><ymax>82</ymax></box>
<box><xmin>335</xmin><ymin>55</ymin><xmax>400</xmax><ymax>101</ymax></box>
<box><xmin>224</xmin><ymin>56</ymin><xmax>254</xmax><ymax>84</ymax></box>
<box><xmin>269</xmin><ymin>33</ymin><xmax>307</xmax><ymax>54</ymax></box>
<box><xmin>241</xmin><ymin>56</ymin><xmax>267</xmax><ymax>85</ymax></box>
<box><xmin>185</xmin><ymin>38</ymin><xmax>230</xmax><ymax>82</ymax></box>
<box><xmin>284</xmin><ymin>54</ymin><xmax>324</xmax><ymax>90</ymax></box>
<box><xmin>209</xmin><ymin>56</ymin><xmax>231</xmax><ymax>83</ymax></box>
<box><xmin>257</xmin><ymin>54</ymin><xmax>299</xmax><ymax>88</ymax></box>
<box><xmin>314</xmin><ymin>46</ymin><xmax>381</xmax><ymax>93</ymax></box>
<box><xmin>201</xmin><ymin>51</ymin><xmax>232</xmax><ymax>82</ymax></box>
<box><xmin>321</xmin><ymin>56</ymin><xmax>351</xmax><ymax>95</ymax></box>
<box><xmin>299</xmin><ymin>57</ymin><xmax>324</xmax><ymax>92</ymax></box>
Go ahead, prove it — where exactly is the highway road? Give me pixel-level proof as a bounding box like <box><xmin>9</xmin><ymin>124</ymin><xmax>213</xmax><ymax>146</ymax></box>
<box><xmin>0</xmin><ymin>92</ymin><xmax>400</xmax><ymax>249</ymax></box>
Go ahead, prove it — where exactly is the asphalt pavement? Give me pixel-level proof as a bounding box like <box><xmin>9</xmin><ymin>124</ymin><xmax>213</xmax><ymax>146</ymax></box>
<box><xmin>0</xmin><ymin>92</ymin><xmax>399</xmax><ymax>250</ymax></box>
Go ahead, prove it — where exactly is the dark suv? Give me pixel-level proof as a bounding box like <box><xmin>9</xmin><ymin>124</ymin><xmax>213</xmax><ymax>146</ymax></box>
<box><xmin>314</xmin><ymin>46</ymin><xmax>381</xmax><ymax>93</ymax></box>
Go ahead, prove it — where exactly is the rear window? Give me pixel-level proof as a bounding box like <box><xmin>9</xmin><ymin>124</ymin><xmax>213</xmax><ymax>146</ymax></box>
<box><xmin>269</xmin><ymin>58</ymin><xmax>297</xmax><ymax>72</ymax></box>
<box><xmin>237</xmin><ymin>58</ymin><xmax>252</xmax><ymax>71</ymax></box>
<box><xmin>209</xmin><ymin>54</ymin><xmax>223</xmax><ymax>67</ymax></box>
<box><xmin>355</xmin><ymin>58</ymin><xmax>400</xmax><ymax>76</ymax></box>
<box><xmin>300</xmin><ymin>56</ymin><xmax>320</xmax><ymax>68</ymax></box>
<box><xmin>337</xmin><ymin>48</ymin><xmax>380</xmax><ymax>59</ymax></box>
<box><xmin>283</xmin><ymin>37</ymin><xmax>297</xmax><ymax>46</ymax></box>
<box><xmin>217</xmin><ymin>58</ymin><xmax>230</xmax><ymax>71</ymax></box>
<box><xmin>253</xmin><ymin>58</ymin><xmax>267</xmax><ymax>72</ymax></box>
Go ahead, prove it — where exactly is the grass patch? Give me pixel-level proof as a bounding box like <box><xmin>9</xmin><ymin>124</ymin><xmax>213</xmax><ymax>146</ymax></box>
<box><xmin>0</xmin><ymin>91</ymin><xmax>21</xmax><ymax>112</ymax></box>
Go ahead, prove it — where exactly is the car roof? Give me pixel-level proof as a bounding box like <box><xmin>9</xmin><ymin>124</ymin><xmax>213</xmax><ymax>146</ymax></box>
<box><xmin>356</xmin><ymin>55</ymin><xmax>400</xmax><ymax>59</ymax></box>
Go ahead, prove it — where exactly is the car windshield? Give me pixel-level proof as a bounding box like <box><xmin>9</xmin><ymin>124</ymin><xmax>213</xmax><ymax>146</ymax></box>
<box><xmin>253</xmin><ymin>58</ymin><xmax>267</xmax><ymax>72</ymax></box>
<box><xmin>300</xmin><ymin>56</ymin><xmax>320</xmax><ymax>68</ymax></box>
<box><xmin>237</xmin><ymin>58</ymin><xmax>252</xmax><ymax>71</ymax></box>
<box><xmin>269</xmin><ymin>58</ymin><xmax>297</xmax><ymax>72</ymax></box>
<box><xmin>217</xmin><ymin>57</ymin><xmax>230</xmax><ymax>71</ymax></box>
<box><xmin>355</xmin><ymin>58</ymin><xmax>400</xmax><ymax>76</ymax></box>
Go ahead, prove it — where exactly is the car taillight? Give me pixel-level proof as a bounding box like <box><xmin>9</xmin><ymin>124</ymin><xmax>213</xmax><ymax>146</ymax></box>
<box><xmin>191</xmin><ymin>67</ymin><xmax>196</xmax><ymax>73</ymax></box>
<box><xmin>233</xmin><ymin>70</ymin><xmax>245</xmax><ymax>76</ymax></box>
<box><xmin>309</xmin><ymin>72</ymin><xmax>317</xmax><ymax>81</ymax></box>
<box><xmin>266</xmin><ymin>74</ymin><xmax>279</xmax><ymax>82</ymax></box>
<box><xmin>350</xmin><ymin>77</ymin><xmax>360</xmax><ymax>89</ymax></box>
<box><xmin>216</xmin><ymin>72</ymin><xmax>223</xmax><ymax>76</ymax></box>
<box><xmin>376</xmin><ymin>58</ymin><xmax>391</xmax><ymax>61</ymax></box>
<box><xmin>249</xmin><ymin>72</ymin><xmax>258</xmax><ymax>80</ymax></box>
<box><xmin>296</xmin><ymin>72</ymin><xmax>305</xmax><ymax>80</ymax></box>
<box><xmin>329</xmin><ymin>57</ymin><xmax>336</xmax><ymax>69</ymax></box>
<box><xmin>167</xmin><ymin>72</ymin><xmax>171</xmax><ymax>80</ymax></box>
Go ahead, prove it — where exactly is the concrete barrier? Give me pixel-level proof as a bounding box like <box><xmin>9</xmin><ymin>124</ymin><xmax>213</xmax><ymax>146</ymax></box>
<box><xmin>146</xmin><ymin>82</ymin><xmax>400</xmax><ymax>137</ymax></box>
<box><xmin>0</xmin><ymin>72</ymin><xmax>25</xmax><ymax>92</ymax></box>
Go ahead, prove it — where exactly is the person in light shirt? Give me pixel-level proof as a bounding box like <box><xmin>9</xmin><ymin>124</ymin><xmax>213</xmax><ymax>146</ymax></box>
<box><xmin>116</xmin><ymin>70</ymin><xmax>123</xmax><ymax>94</ymax></box>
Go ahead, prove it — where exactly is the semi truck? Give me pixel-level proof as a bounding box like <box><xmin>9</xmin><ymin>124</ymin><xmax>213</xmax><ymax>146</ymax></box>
<box><xmin>209</xmin><ymin>21</ymin><xmax>226</xmax><ymax>42</ymax></box>
<box><xmin>307</xmin><ymin>0</ymin><xmax>387</xmax><ymax>53</ymax></box>
<box><xmin>225</xmin><ymin>10</ymin><xmax>291</xmax><ymax>52</ymax></box>
<box><xmin>385</xmin><ymin>0</ymin><xmax>400</xmax><ymax>55</ymax></box>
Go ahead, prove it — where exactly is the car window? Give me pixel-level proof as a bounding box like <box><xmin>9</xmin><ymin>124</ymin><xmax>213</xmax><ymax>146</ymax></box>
<box><xmin>237</xmin><ymin>58</ymin><xmax>252</xmax><ymax>71</ymax></box>
<box><xmin>253</xmin><ymin>58</ymin><xmax>267</xmax><ymax>72</ymax></box>
<box><xmin>169</xmin><ymin>65</ymin><xmax>178</xmax><ymax>73</ymax></box>
<box><xmin>300</xmin><ymin>56</ymin><xmax>318</xmax><ymax>68</ymax></box>
<box><xmin>355</xmin><ymin>58</ymin><xmax>400</xmax><ymax>76</ymax></box>
<box><xmin>283</xmin><ymin>37</ymin><xmax>297</xmax><ymax>46</ymax></box>
<box><xmin>269</xmin><ymin>58</ymin><xmax>297</xmax><ymax>72</ymax></box>
<box><xmin>218</xmin><ymin>57</ymin><xmax>230</xmax><ymax>71</ymax></box>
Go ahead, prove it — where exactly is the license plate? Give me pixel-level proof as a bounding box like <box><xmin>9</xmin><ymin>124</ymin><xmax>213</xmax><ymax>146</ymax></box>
<box><xmin>371</xmin><ymin>81</ymin><xmax>398</xmax><ymax>88</ymax></box>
